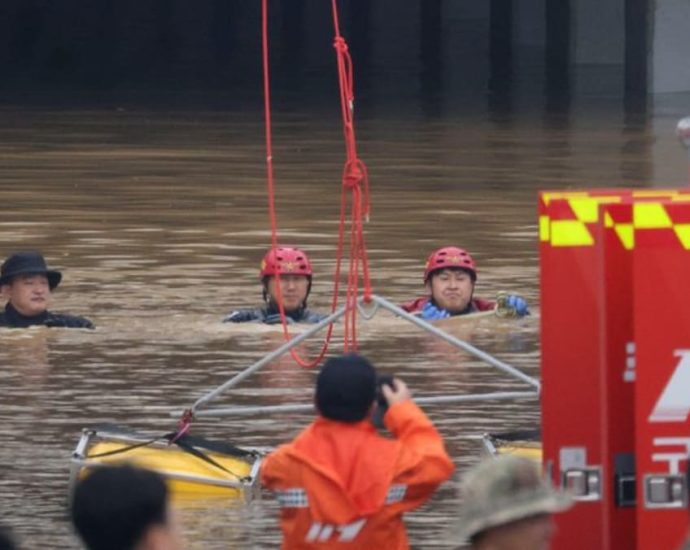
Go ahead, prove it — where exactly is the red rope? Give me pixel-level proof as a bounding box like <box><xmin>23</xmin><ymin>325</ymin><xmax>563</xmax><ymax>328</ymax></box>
<box><xmin>260</xmin><ymin>0</ymin><xmax>372</xmax><ymax>363</ymax></box>
<box><xmin>261</xmin><ymin>0</ymin><xmax>336</xmax><ymax>368</ymax></box>
<box><xmin>331</xmin><ymin>0</ymin><xmax>373</xmax><ymax>351</ymax></box>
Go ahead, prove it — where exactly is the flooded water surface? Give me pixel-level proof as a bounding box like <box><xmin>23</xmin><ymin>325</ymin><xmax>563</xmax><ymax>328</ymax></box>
<box><xmin>1</xmin><ymin>91</ymin><xmax>688</xmax><ymax>549</ymax></box>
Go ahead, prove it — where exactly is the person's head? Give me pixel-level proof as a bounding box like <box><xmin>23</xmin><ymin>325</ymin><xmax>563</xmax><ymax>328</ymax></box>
<box><xmin>0</xmin><ymin>526</ymin><xmax>17</xmax><ymax>550</ymax></box>
<box><xmin>454</xmin><ymin>455</ymin><xmax>572</xmax><ymax>550</ymax></box>
<box><xmin>0</xmin><ymin>251</ymin><xmax>62</xmax><ymax>316</ymax></box>
<box><xmin>71</xmin><ymin>465</ymin><xmax>184</xmax><ymax>550</ymax></box>
<box><xmin>260</xmin><ymin>247</ymin><xmax>313</xmax><ymax>313</ymax></box>
<box><xmin>315</xmin><ymin>353</ymin><xmax>378</xmax><ymax>422</ymax></box>
<box><xmin>424</xmin><ymin>246</ymin><xmax>477</xmax><ymax>314</ymax></box>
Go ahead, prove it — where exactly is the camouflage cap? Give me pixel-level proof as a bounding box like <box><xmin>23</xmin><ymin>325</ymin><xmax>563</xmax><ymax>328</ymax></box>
<box><xmin>454</xmin><ymin>455</ymin><xmax>572</xmax><ymax>542</ymax></box>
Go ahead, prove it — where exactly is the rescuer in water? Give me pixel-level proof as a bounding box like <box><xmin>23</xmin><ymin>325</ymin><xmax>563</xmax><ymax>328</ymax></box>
<box><xmin>223</xmin><ymin>246</ymin><xmax>326</xmax><ymax>325</ymax></box>
<box><xmin>401</xmin><ymin>246</ymin><xmax>529</xmax><ymax>320</ymax></box>
<box><xmin>0</xmin><ymin>251</ymin><xmax>94</xmax><ymax>329</ymax></box>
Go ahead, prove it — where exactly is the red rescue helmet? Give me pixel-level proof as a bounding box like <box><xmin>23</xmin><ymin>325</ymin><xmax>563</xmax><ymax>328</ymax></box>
<box><xmin>424</xmin><ymin>246</ymin><xmax>477</xmax><ymax>282</ymax></box>
<box><xmin>260</xmin><ymin>246</ymin><xmax>313</xmax><ymax>279</ymax></box>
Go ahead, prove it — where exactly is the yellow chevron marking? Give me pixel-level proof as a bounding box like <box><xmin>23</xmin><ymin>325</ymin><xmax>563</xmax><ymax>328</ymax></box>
<box><xmin>539</xmin><ymin>215</ymin><xmax>550</xmax><ymax>242</ymax></box>
<box><xmin>633</xmin><ymin>203</ymin><xmax>672</xmax><ymax>228</ymax></box>
<box><xmin>568</xmin><ymin>198</ymin><xmax>600</xmax><ymax>223</ymax></box>
<box><xmin>550</xmin><ymin>220</ymin><xmax>594</xmax><ymax>247</ymax></box>
<box><xmin>614</xmin><ymin>224</ymin><xmax>634</xmax><ymax>250</ymax></box>
<box><xmin>604</xmin><ymin>212</ymin><xmax>614</xmax><ymax>228</ymax></box>
<box><xmin>673</xmin><ymin>224</ymin><xmax>690</xmax><ymax>249</ymax></box>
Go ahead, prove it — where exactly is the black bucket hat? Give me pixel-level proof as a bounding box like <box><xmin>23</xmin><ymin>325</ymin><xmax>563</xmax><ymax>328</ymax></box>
<box><xmin>316</xmin><ymin>353</ymin><xmax>377</xmax><ymax>422</ymax></box>
<box><xmin>0</xmin><ymin>251</ymin><xmax>62</xmax><ymax>290</ymax></box>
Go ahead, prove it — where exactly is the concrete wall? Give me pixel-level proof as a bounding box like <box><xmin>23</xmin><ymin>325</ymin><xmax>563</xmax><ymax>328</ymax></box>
<box><xmin>572</xmin><ymin>0</ymin><xmax>625</xmax><ymax>64</ymax></box>
<box><xmin>651</xmin><ymin>0</ymin><xmax>690</xmax><ymax>93</ymax></box>
<box><xmin>444</xmin><ymin>1</ymin><xmax>491</xmax><ymax>96</ymax></box>
<box><xmin>651</xmin><ymin>95</ymin><xmax>690</xmax><ymax>186</ymax></box>
<box><xmin>514</xmin><ymin>0</ymin><xmax>545</xmax><ymax>46</ymax></box>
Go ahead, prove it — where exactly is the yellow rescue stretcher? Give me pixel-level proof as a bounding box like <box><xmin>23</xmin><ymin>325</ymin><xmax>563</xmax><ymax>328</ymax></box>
<box><xmin>70</xmin><ymin>426</ymin><xmax>264</xmax><ymax>499</ymax></box>
<box><xmin>480</xmin><ymin>429</ymin><xmax>542</xmax><ymax>462</ymax></box>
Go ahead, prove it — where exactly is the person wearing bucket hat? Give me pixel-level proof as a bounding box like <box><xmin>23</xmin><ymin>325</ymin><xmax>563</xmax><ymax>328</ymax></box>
<box><xmin>0</xmin><ymin>251</ymin><xmax>93</xmax><ymax>329</ymax></box>
<box><xmin>454</xmin><ymin>455</ymin><xmax>572</xmax><ymax>549</ymax></box>
<box><xmin>261</xmin><ymin>353</ymin><xmax>454</xmax><ymax>549</ymax></box>
<box><xmin>400</xmin><ymin>246</ymin><xmax>529</xmax><ymax>320</ymax></box>
<box><xmin>222</xmin><ymin>246</ymin><xmax>327</xmax><ymax>325</ymax></box>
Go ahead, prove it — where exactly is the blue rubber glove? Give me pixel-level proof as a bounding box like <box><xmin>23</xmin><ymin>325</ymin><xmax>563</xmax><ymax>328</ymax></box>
<box><xmin>504</xmin><ymin>294</ymin><xmax>529</xmax><ymax>317</ymax></box>
<box><xmin>420</xmin><ymin>301</ymin><xmax>451</xmax><ymax>321</ymax></box>
<box><xmin>263</xmin><ymin>313</ymin><xmax>295</xmax><ymax>325</ymax></box>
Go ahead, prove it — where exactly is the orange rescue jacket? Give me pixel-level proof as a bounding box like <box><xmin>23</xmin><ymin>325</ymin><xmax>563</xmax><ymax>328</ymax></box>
<box><xmin>260</xmin><ymin>399</ymin><xmax>454</xmax><ymax>549</ymax></box>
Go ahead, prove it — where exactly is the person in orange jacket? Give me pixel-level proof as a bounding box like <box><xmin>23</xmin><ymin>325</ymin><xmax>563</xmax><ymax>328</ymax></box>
<box><xmin>260</xmin><ymin>353</ymin><xmax>455</xmax><ymax>549</ymax></box>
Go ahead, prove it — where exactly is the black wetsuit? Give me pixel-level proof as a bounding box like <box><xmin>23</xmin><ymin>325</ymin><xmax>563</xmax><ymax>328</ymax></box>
<box><xmin>0</xmin><ymin>303</ymin><xmax>94</xmax><ymax>329</ymax></box>
<box><xmin>223</xmin><ymin>304</ymin><xmax>326</xmax><ymax>325</ymax></box>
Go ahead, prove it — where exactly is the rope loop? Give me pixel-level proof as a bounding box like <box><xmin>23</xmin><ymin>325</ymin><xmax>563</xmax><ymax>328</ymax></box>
<box><xmin>170</xmin><ymin>409</ymin><xmax>194</xmax><ymax>444</ymax></box>
<box><xmin>258</xmin><ymin>0</ymin><xmax>374</xmax><ymax>362</ymax></box>
<box><xmin>333</xmin><ymin>36</ymin><xmax>348</xmax><ymax>54</ymax></box>
<box><xmin>343</xmin><ymin>160</ymin><xmax>364</xmax><ymax>189</ymax></box>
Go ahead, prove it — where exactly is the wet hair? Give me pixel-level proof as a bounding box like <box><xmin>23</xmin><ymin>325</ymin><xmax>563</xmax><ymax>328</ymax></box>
<box><xmin>71</xmin><ymin>465</ymin><xmax>169</xmax><ymax>550</ymax></box>
<box><xmin>429</xmin><ymin>266</ymin><xmax>476</xmax><ymax>283</ymax></box>
<box><xmin>316</xmin><ymin>353</ymin><xmax>377</xmax><ymax>422</ymax></box>
<box><xmin>0</xmin><ymin>526</ymin><xmax>17</xmax><ymax>550</ymax></box>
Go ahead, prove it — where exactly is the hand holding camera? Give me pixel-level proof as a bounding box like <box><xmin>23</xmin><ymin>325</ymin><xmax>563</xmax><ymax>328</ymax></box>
<box><xmin>372</xmin><ymin>376</ymin><xmax>411</xmax><ymax>429</ymax></box>
<box><xmin>380</xmin><ymin>377</ymin><xmax>411</xmax><ymax>405</ymax></box>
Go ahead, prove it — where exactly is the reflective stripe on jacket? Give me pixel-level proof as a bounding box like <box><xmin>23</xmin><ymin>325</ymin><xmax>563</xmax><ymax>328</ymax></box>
<box><xmin>260</xmin><ymin>400</ymin><xmax>454</xmax><ymax>549</ymax></box>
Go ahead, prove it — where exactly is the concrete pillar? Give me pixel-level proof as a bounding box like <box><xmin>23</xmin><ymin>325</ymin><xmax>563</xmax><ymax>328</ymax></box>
<box><xmin>512</xmin><ymin>0</ymin><xmax>546</xmax><ymax>99</ymax></box>
<box><xmin>300</xmin><ymin>0</ymin><xmax>332</xmax><ymax>77</ymax></box>
<box><xmin>489</xmin><ymin>0</ymin><xmax>513</xmax><ymax>96</ymax></box>
<box><xmin>625</xmin><ymin>0</ymin><xmax>648</xmax><ymax>95</ymax></box>
<box><xmin>367</xmin><ymin>0</ymin><xmax>420</xmax><ymax>105</ymax></box>
<box><xmin>545</xmin><ymin>0</ymin><xmax>570</xmax><ymax>94</ymax></box>
<box><xmin>419</xmin><ymin>0</ymin><xmax>444</xmax><ymax>115</ymax></box>
<box><xmin>347</xmin><ymin>0</ymin><xmax>373</xmax><ymax>95</ymax></box>
<box><xmin>443</xmin><ymin>1</ymin><xmax>490</xmax><ymax>99</ymax></box>
<box><xmin>650</xmin><ymin>0</ymin><xmax>690</xmax><ymax>93</ymax></box>
<box><xmin>571</xmin><ymin>0</ymin><xmax>625</xmax><ymax>95</ymax></box>
<box><xmin>514</xmin><ymin>0</ymin><xmax>545</xmax><ymax>47</ymax></box>
<box><xmin>572</xmin><ymin>0</ymin><xmax>624</xmax><ymax>64</ymax></box>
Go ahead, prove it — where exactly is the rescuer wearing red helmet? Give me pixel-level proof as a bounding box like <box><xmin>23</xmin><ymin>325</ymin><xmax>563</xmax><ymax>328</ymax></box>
<box><xmin>401</xmin><ymin>246</ymin><xmax>529</xmax><ymax>320</ymax></box>
<box><xmin>223</xmin><ymin>246</ymin><xmax>327</xmax><ymax>325</ymax></box>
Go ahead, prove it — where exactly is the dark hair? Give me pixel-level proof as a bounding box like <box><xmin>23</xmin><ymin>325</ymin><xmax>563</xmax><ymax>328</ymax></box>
<box><xmin>469</xmin><ymin>531</ymin><xmax>485</xmax><ymax>546</ymax></box>
<box><xmin>429</xmin><ymin>266</ymin><xmax>476</xmax><ymax>283</ymax></box>
<box><xmin>71</xmin><ymin>465</ymin><xmax>169</xmax><ymax>550</ymax></box>
<box><xmin>316</xmin><ymin>353</ymin><xmax>377</xmax><ymax>422</ymax></box>
<box><xmin>0</xmin><ymin>526</ymin><xmax>17</xmax><ymax>550</ymax></box>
